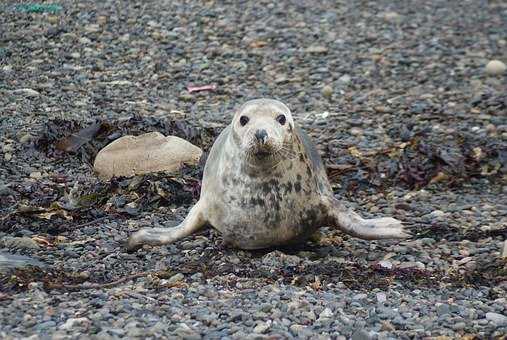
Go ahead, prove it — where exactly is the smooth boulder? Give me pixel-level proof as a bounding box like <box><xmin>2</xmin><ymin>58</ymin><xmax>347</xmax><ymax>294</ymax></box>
<box><xmin>94</xmin><ymin>132</ymin><xmax>202</xmax><ymax>180</ymax></box>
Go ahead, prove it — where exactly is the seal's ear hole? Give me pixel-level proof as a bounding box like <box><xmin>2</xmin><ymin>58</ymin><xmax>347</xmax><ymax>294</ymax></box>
<box><xmin>239</xmin><ymin>115</ymin><xmax>249</xmax><ymax>126</ymax></box>
<box><xmin>276</xmin><ymin>114</ymin><xmax>286</xmax><ymax>125</ymax></box>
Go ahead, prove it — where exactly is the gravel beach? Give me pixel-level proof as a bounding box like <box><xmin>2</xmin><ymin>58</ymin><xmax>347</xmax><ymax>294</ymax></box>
<box><xmin>1</xmin><ymin>0</ymin><xmax>506</xmax><ymax>339</ymax></box>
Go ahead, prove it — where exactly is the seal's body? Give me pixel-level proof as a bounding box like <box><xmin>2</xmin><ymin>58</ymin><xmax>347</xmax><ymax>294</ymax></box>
<box><xmin>127</xmin><ymin>99</ymin><xmax>407</xmax><ymax>251</ymax></box>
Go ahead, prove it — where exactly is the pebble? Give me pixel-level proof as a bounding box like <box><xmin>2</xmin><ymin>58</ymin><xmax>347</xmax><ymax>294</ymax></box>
<box><xmin>321</xmin><ymin>85</ymin><xmax>333</xmax><ymax>99</ymax></box>
<box><xmin>350</xmin><ymin>127</ymin><xmax>363</xmax><ymax>136</ymax></box>
<box><xmin>319</xmin><ymin>307</ymin><xmax>333</xmax><ymax>319</ymax></box>
<box><xmin>378</xmin><ymin>260</ymin><xmax>393</xmax><ymax>269</ymax></box>
<box><xmin>381</xmin><ymin>11</ymin><xmax>402</xmax><ymax>23</ymax></box>
<box><xmin>376</xmin><ymin>292</ymin><xmax>387</xmax><ymax>303</ymax></box>
<box><xmin>19</xmin><ymin>134</ymin><xmax>32</xmax><ymax>144</ymax></box>
<box><xmin>305</xmin><ymin>46</ymin><xmax>328</xmax><ymax>54</ymax></box>
<box><xmin>35</xmin><ymin>321</ymin><xmax>56</xmax><ymax>331</ymax></box>
<box><xmin>29</xmin><ymin>172</ymin><xmax>43</xmax><ymax>179</ymax></box>
<box><xmin>13</xmin><ymin>88</ymin><xmax>40</xmax><ymax>97</ymax></box>
<box><xmin>166</xmin><ymin>273</ymin><xmax>185</xmax><ymax>285</ymax></box>
<box><xmin>485</xmin><ymin>60</ymin><xmax>506</xmax><ymax>75</ymax></box>
<box><xmin>59</xmin><ymin>317</ymin><xmax>90</xmax><ymax>330</ymax></box>
<box><xmin>253</xmin><ymin>321</ymin><xmax>271</xmax><ymax>334</ymax></box>
<box><xmin>486</xmin><ymin>312</ymin><xmax>507</xmax><ymax>326</ymax></box>
<box><xmin>428</xmin><ymin>210</ymin><xmax>445</xmax><ymax>218</ymax></box>
<box><xmin>351</xmin><ymin>329</ymin><xmax>373</xmax><ymax>340</ymax></box>
<box><xmin>338</xmin><ymin>74</ymin><xmax>351</xmax><ymax>84</ymax></box>
<box><xmin>1</xmin><ymin>237</ymin><xmax>40</xmax><ymax>250</ymax></box>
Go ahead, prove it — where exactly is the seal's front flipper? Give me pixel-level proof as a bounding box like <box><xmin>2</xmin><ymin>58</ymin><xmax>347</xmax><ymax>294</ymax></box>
<box><xmin>325</xmin><ymin>198</ymin><xmax>409</xmax><ymax>240</ymax></box>
<box><xmin>126</xmin><ymin>200</ymin><xmax>207</xmax><ymax>252</ymax></box>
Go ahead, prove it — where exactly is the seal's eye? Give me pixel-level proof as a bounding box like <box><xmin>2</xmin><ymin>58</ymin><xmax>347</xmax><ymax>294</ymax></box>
<box><xmin>276</xmin><ymin>114</ymin><xmax>286</xmax><ymax>125</ymax></box>
<box><xmin>239</xmin><ymin>116</ymin><xmax>249</xmax><ymax>126</ymax></box>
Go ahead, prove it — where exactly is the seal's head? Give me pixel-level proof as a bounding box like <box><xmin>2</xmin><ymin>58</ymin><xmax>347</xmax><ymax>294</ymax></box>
<box><xmin>231</xmin><ymin>99</ymin><xmax>294</xmax><ymax>163</ymax></box>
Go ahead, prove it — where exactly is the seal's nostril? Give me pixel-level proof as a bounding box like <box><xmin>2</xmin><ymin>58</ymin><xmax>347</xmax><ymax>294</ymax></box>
<box><xmin>255</xmin><ymin>129</ymin><xmax>268</xmax><ymax>143</ymax></box>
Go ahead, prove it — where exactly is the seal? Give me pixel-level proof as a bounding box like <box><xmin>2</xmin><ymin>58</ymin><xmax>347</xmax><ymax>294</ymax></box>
<box><xmin>127</xmin><ymin>99</ymin><xmax>408</xmax><ymax>251</ymax></box>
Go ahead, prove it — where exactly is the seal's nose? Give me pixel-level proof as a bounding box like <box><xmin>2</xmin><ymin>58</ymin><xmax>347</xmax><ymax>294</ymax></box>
<box><xmin>255</xmin><ymin>129</ymin><xmax>268</xmax><ymax>144</ymax></box>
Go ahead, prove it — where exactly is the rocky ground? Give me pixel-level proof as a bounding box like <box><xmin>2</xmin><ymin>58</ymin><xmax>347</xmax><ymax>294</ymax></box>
<box><xmin>1</xmin><ymin>0</ymin><xmax>506</xmax><ymax>339</ymax></box>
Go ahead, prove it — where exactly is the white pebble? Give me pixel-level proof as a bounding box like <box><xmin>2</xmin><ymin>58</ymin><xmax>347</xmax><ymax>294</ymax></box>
<box><xmin>29</xmin><ymin>172</ymin><xmax>42</xmax><ymax>180</ymax></box>
<box><xmin>338</xmin><ymin>74</ymin><xmax>351</xmax><ymax>84</ymax></box>
<box><xmin>378</xmin><ymin>260</ymin><xmax>393</xmax><ymax>269</ymax></box>
<box><xmin>319</xmin><ymin>307</ymin><xmax>333</xmax><ymax>319</ymax></box>
<box><xmin>428</xmin><ymin>210</ymin><xmax>445</xmax><ymax>218</ymax></box>
<box><xmin>376</xmin><ymin>292</ymin><xmax>387</xmax><ymax>303</ymax></box>
<box><xmin>485</xmin><ymin>60</ymin><xmax>506</xmax><ymax>75</ymax></box>
<box><xmin>13</xmin><ymin>88</ymin><xmax>40</xmax><ymax>97</ymax></box>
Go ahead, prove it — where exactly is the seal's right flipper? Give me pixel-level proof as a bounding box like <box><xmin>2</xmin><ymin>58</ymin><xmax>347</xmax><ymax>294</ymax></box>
<box><xmin>325</xmin><ymin>197</ymin><xmax>410</xmax><ymax>240</ymax></box>
<box><xmin>126</xmin><ymin>200</ymin><xmax>207</xmax><ymax>252</ymax></box>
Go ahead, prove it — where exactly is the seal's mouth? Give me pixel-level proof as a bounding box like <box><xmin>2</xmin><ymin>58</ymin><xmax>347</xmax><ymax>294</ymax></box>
<box><xmin>254</xmin><ymin>149</ymin><xmax>272</xmax><ymax>159</ymax></box>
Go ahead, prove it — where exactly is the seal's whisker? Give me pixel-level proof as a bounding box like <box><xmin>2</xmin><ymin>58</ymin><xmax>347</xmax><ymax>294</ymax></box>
<box><xmin>276</xmin><ymin>146</ymin><xmax>297</xmax><ymax>159</ymax></box>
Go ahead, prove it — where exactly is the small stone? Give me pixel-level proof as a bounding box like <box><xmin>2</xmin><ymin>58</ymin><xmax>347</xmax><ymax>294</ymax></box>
<box><xmin>319</xmin><ymin>307</ymin><xmax>333</xmax><ymax>319</ymax></box>
<box><xmin>502</xmin><ymin>240</ymin><xmax>507</xmax><ymax>258</ymax></box>
<box><xmin>13</xmin><ymin>88</ymin><xmax>40</xmax><ymax>97</ymax></box>
<box><xmin>321</xmin><ymin>85</ymin><xmax>333</xmax><ymax>99</ymax></box>
<box><xmin>259</xmin><ymin>303</ymin><xmax>272</xmax><ymax>313</ymax></box>
<box><xmin>399</xmin><ymin>261</ymin><xmax>425</xmax><ymax>270</ymax></box>
<box><xmin>59</xmin><ymin>317</ymin><xmax>90</xmax><ymax>330</ymax></box>
<box><xmin>380</xmin><ymin>321</ymin><xmax>395</xmax><ymax>331</ymax></box>
<box><xmin>30</xmin><ymin>172</ymin><xmax>42</xmax><ymax>179</ymax></box>
<box><xmin>167</xmin><ymin>273</ymin><xmax>185</xmax><ymax>285</ymax></box>
<box><xmin>486</xmin><ymin>312</ymin><xmax>507</xmax><ymax>326</ymax></box>
<box><xmin>452</xmin><ymin>322</ymin><xmax>466</xmax><ymax>331</ymax></box>
<box><xmin>4</xmin><ymin>153</ymin><xmax>12</xmax><ymax>161</ymax></box>
<box><xmin>338</xmin><ymin>74</ymin><xmax>351</xmax><ymax>84</ymax></box>
<box><xmin>35</xmin><ymin>320</ymin><xmax>56</xmax><ymax>331</ymax></box>
<box><xmin>306</xmin><ymin>45</ymin><xmax>328</xmax><ymax>54</ymax></box>
<box><xmin>47</xmin><ymin>15</ymin><xmax>58</xmax><ymax>24</ymax></box>
<box><xmin>85</xmin><ymin>24</ymin><xmax>101</xmax><ymax>33</ymax></box>
<box><xmin>378</xmin><ymin>260</ymin><xmax>393</xmax><ymax>269</ymax></box>
<box><xmin>289</xmin><ymin>324</ymin><xmax>305</xmax><ymax>335</ymax></box>
<box><xmin>381</xmin><ymin>11</ymin><xmax>402</xmax><ymax>23</ymax></box>
<box><xmin>108</xmin><ymin>80</ymin><xmax>133</xmax><ymax>86</ymax></box>
<box><xmin>376</xmin><ymin>292</ymin><xmax>387</xmax><ymax>303</ymax></box>
<box><xmin>485</xmin><ymin>60</ymin><xmax>506</xmax><ymax>75</ymax></box>
<box><xmin>19</xmin><ymin>134</ymin><xmax>32</xmax><ymax>144</ymax></box>
<box><xmin>79</xmin><ymin>37</ymin><xmax>91</xmax><ymax>44</ymax></box>
<box><xmin>1</xmin><ymin>237</ymin><xmax>40</xmax><ymax>250</ymax></box>
<box><xmin>28</xmin><ymin>282</ymin><xmax>44</xmax><ymax>290</ymax></box>
<box><xmin>352</xmin><ymin>293</ymin><xmax>367</xmax><ymax>300</ymax></box>
<box><xmin>350</xmin><ymin>127</ymin><xmax>363</xmax><ymax>136</ymax></box>
<box><xmin>428</xmin><ymin>210</ymin><xmax>445</xmax><ymax>218</ymax></box>
<box><xmin>253</xmin><ymin>321</ymin><xmax>271</xmax><ymax>334</ymax></box>
<box><xmin>97</xmin><ymin>16</ymin><xmax>107</xmax><ymax>25</ymax></box>
<box><xmin>436</xmin><ymin>303</ymin><xmax>451</xmax><ymax>316</ymax></box>
<box><xmin>351</xmin><ymin>329</ymin><xmax>373</xmax><ymax>340</ymax></box>
<box><xmin>70</xmin><ymin>52</ymin><xmax>81</xmax><ymax>59</ymax></box>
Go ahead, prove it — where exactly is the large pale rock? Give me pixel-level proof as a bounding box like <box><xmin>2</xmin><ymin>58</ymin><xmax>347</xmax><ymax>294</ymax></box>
<box><xmin>94</xmin><ymin>132</ymin><xmax>202</xmax><ymax>180</ymax></box>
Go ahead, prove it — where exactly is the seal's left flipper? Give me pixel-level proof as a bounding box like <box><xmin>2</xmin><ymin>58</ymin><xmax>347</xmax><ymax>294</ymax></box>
<box><xmin>126</xmin><ymin>200</ymin><xmax>207</xmax><ymax>252</ymax></box>
<box><xmin>324</xmin><ymin>197</ymin><xmax>410</xmax><ymax>240</ymax></box>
